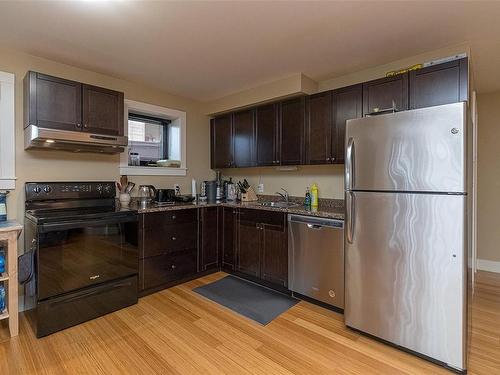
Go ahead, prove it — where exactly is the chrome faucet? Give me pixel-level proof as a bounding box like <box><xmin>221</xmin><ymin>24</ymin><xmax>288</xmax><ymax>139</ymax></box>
<box><xmin>276</xmin><ymin>188</ymin><xmax>289</xmax><ymax>203</ymax></box>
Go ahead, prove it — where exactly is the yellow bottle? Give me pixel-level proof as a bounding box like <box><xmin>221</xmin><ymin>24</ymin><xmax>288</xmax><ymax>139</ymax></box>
<box><xmin>311</xmin><ymin>183</ymin><xmax>319</xmax><ymax>208</ymax></box>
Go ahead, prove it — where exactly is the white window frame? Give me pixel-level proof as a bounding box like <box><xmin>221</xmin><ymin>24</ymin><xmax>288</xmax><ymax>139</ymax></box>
<box><xmin>120</xmin><ymin>99</ymin><xmax>187</xmax><ymax>176</ymax></box>
<box><xmin>0</xmin><ymin>71</ymin><xmax>16</xmax><ymax>190</ymax></box>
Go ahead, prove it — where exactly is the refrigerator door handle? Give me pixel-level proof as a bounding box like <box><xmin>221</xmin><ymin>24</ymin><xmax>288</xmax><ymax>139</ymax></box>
<box><xmin>346</xmin><ymin>137</ymin><xmax>355</xmax><ymax>190</ymax></box>
<box><xmin>346</xmin><ymin>192</ymin><xmax>355</xmax><ymax>244</ymax></box>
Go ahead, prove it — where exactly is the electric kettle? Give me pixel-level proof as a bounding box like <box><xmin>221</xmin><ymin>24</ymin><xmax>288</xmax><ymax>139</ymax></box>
<box><xmin>138</xmin><ymin>185</ymin><xmax>156</xmax><ymax>202</ymax></box>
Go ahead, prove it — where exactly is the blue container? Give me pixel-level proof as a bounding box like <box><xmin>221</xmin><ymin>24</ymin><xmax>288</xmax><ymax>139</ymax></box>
<box><xmin>0</xmin><ymin>285</ymin><xmax>5</xmax><ymax>311</ymax></box>
<box><xmin>0</xmin><ymin>192</ymin><xmax>7</xmax><ymax>222</ymax></box>
<box><xmin>0</xmin><ymin>253</ymin><xmax>5</xmax><ymax>274</ymax></box>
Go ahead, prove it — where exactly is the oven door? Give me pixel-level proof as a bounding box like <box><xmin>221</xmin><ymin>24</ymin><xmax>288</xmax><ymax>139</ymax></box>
<box><xmin>37</xmin><ymin>214</ymin><xmax>139</xmax><ymax>301</ymax></box>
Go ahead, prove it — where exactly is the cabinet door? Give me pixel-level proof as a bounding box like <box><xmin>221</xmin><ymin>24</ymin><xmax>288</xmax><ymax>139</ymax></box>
<box><xmin>363</xmin><ymin>74</ymin><xmax>408</xmax><ymax>116</ymax></box>
<box><xmin>233</xmin><ymin>109</ymin><xmax>256</xmax><ymax>167</ymax></box>
<box><xmin>221</xmin><ymin>207</ymin><xmax>236</xmax><ymax>271</ymax></box>
<box><xmin>261</xmin><ymin>217</ymin><xmax>288</xmax><ymax>287</ymax></box>
<box><xmin>82</xmin><ymin>84</ymin><xmax>124</xmax><ymax>136</ymax></box>
<box><xmin>409</xmin><ymin>58</ymin><xmax>468</xmax><ymax>109</ymax></box>
<box><xmin>255</xmin><ymin>104</ymin><xmax>278</xmax><ymax>166</ymax></box>
<box><xmin>332</xmin><ymin>84</ymin><xmax>362</xmax><ymax>163</ymax></box>
<box><xmin>211</xmin><ymin>114</ymin><xmax>233</xmax><ymax>169</ymax></box>
<box><xmin>24</xmin><ymin>71</ymin><xmax>82</xmax><ymax>131</ymax></box>
<box><xmin>237</xmin><ymin>210</ymin><xmax>261</xmax><ymax>278</ymax></box>
<box><xmin>280</xmin><ymin>97</ymin><xmax>305</xmax><ymax>165</ymax></box>
<box><xmin>200</xmin><ymin>207</ymin><xmax>219</xmax><ymax>271</ymax></box>
<box><xmin>306</xmin><ymin>91</ymin><xmax>333</xmax><ymax>164</ymax></box>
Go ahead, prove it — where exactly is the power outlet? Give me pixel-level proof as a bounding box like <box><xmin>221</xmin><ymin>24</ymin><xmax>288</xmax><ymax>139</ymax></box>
<box><xmin>174</xmin><ymin>184</ymin><xmax>180</xmax><ymax>195</ymax></box>
<box><xmin>257</xmin><ymin>183</ymin><xmax>264</xmax><ymax>194</ymax></box>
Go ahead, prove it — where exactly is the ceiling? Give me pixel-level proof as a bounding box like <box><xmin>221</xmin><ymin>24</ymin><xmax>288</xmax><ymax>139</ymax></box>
<box><xmin>1</xmin><ymin>1</ymin><xmax>500</xmax><ymax>101</ymax></box>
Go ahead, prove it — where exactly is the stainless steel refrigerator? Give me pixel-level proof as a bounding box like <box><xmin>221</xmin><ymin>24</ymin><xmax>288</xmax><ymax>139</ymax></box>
<box><xmin>344</xmin><ymin>102</ymin><xmax>471</xmax><ymax>371</ymax></box>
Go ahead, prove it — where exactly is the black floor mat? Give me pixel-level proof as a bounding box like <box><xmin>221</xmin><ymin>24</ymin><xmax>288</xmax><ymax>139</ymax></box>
<box><xmin>193</xmin><ymin>275</ymin><xmax>299</xmax><ymax>325</ymax></box>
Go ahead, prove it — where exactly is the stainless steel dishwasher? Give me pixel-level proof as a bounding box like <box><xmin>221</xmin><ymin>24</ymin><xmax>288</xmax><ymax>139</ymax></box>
<box><xmin>288</xmin><ymin>214</ymin><xmax>344</xmax><ymax>309</ymax></box>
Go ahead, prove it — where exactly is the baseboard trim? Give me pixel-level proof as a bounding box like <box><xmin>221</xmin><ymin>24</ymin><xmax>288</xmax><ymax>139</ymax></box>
<box><xmin>477</xmin><ymin>259</ymin><xmax>500</xmax><ymax>273</ymax></box>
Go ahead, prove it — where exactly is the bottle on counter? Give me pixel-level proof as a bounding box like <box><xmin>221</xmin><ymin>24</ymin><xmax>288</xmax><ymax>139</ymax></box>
<box><xmin>311</xmin><ymin>183</ymin><xmax>319</xmax><ymax>208</ymax></box>
<box><xmin>304</xmin><ymin>187</ymin><xmax>311</xmax><ymax>207</ymax></box>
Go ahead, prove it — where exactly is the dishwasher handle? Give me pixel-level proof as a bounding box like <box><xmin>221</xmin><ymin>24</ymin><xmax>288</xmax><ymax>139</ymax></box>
<box><xmin>306</xmin><ymin>224</ymin><xmax>323</xmax><ymax>230</ymax></box>
<box><xmin>288</xmin><ymin>214</ymin><xmax>343</xmax><ymax>229</ymax></box>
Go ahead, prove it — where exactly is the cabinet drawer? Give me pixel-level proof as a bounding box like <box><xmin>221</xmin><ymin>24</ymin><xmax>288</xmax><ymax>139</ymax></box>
<box><xmin>143</xmin><ymin>209</ymin><xmax>197</xmax><ymax>229</ymax></box>
<box><xmin>143</xmin><ymin>222</ymin><xmax>198</xmax><ymax>258</ymax></box>
<box><xmin>141</xmin><ymin>250</ymin><xmax>198</xmax><ymax>290</ymax></box>
<box><xmin>239</xmin><ymin>208</ymin><xmax>285</xmax><ymax>228</ymax></box>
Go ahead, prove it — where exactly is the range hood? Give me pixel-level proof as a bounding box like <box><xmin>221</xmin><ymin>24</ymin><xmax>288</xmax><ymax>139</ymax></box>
<box><xmin>25</xmin><ymin>125</ymin><xmax>127</xmax><ymax>154</ymax></box>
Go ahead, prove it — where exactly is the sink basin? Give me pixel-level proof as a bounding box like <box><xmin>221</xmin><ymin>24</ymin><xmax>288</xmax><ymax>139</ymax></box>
<box><xmin>258</xmin><ymin>201</ymin><xmax>299</xmax><ymax>208</ymax></box>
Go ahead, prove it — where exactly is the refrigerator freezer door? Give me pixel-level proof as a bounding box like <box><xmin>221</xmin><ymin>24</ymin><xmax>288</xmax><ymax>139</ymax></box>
<box><xmin>345</xmin><ymin>102</ymin><xmax>466</xmax><ymax>193</ymax></box>
<box><xmin>345</xmin><ymin>191</ymin><xmax>466</xmax><ymax>370</ymax></box>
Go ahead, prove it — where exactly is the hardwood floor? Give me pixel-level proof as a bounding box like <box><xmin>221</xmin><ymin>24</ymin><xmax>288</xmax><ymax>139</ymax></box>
<box><xmin>0</xmin><ymin>271</ymin><xmax>499</xmax><ymax>374</ymax></box>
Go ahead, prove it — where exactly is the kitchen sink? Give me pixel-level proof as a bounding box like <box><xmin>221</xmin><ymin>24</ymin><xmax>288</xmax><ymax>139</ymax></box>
<box><xmin>258</xmin><ymin>201</ymin><xmax>299</xmax><ymax>208</ymax></box>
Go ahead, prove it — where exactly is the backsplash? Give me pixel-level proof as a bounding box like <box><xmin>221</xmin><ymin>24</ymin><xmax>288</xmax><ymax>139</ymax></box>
<box><xmin>220</xmin><ymin>164</ymin><xmax>345</xmax><ymax>200</ymax></box>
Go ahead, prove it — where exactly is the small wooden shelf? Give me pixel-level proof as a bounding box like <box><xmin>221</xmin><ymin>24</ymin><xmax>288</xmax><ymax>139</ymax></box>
<box><xmin>0</xmin><ymin>309</ymin><xmax>9</xmax><ymax>321</ymax></box>
<box><xmin>0</xmin><ymin>272</ymin><xmax>8</xmax><ymax>282</ymax></box>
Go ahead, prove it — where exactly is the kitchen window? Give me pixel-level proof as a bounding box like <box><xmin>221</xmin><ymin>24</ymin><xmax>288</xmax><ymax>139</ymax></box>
<box><xmin>128</xmin><ymin>113</ymin><xmax>171</xmax><ymax>165</ymax></box>
<box><xmin>120</xmin><ymin>100</ymin><xmax>186</xmax><ymax>176</ymax></box>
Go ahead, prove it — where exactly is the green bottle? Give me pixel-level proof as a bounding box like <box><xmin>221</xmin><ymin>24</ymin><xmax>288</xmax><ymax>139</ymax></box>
<box><xmin>304</xmin><ymin>187</ymin><xmax>311</xmax><ymax>207</ymax></box>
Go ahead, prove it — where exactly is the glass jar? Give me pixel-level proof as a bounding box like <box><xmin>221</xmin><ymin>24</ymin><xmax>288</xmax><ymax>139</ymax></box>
<box><xmin>129</xmin><ymin>152</ymin><xmax>140</xmax><ymax>166</ymax></box>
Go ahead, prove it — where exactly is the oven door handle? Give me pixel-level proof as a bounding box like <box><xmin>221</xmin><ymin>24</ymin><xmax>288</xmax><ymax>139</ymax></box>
<box><xmin>38</xmin><ymin>214</ymin><xmax>138</xmax><ymax>233</ymax></box>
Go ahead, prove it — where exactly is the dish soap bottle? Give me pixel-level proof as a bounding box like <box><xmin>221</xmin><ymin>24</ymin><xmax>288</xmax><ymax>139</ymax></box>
<box><xmin>311</xmin><ymin>183</ymin><xmax>319</xmax><ymax>208</ymax></box>
<box><xmin>304</xmin><ymin>187</ymin><xmax>311</xmax><ymax>207</ymax></box>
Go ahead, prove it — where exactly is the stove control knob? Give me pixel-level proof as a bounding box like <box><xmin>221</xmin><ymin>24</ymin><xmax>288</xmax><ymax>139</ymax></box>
<box><xmin>43</xmin><ymin>186</ymin><xmax>52</xmax><ymax>194</ymax></box>
<box><xmin>96</xmin><ymin>184</ymin><xmax>103</xmax><ymax>193</ymax></box>
<box><xmin>103</xmin><ymin>184</ymin><xmax>112</xmax><ymax>194</ymax></box>
<box><xmin>33</xmin><ymin>186</ymin><xmax>42</xmax><ymax>194</ymax></box>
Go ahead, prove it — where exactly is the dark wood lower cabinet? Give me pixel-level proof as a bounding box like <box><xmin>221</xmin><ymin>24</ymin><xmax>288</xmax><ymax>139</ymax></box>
<box><xmin>237</xmin><ymin>213</ymin><xmax>261</xmax><ymax>278</ymax></box>
<box><xmin>139</xmin><ymin>207</ymin><xmax>288</xmax><ymax>295</ymax></box>
<box><xmin>237</xmin><ymin>208</ymin><xmax>288</xmax><ymax>287</ymax></box>
<box><xmin>221</xmin><ymin>207</ymin><xmax>237</xmax><ymax>271</ymax></box>
<box><xmin>141</xmin><ymin>250</ymin><xmax>197</xmax><ymax>291</ymax></box>
<box><xmin>200</xmin><ymin>206</ymin><xmax>219</xmax><ymax>271</ymax></box>
<box><xmin>261</xmin><ymin>222</ymin><xmax>288</xmax><ymax>287</ymax></box>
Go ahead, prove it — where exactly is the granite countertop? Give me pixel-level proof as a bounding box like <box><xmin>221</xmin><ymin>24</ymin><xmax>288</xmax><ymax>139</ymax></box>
<box><xmin>129</xmin><ymin>195</ymin><xmax>344</xmax><ymax>220</ymax></box>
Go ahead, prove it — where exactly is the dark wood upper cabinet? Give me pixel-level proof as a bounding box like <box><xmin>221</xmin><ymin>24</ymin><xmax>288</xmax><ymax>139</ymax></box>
<box><xmin>280</xmin><ymin>97</ymin><xmax>305</xmax><ymax>166</ymax></box>
<box><xmin>221</xmin><ymin>207</ymin><xmax>237</xmax><ymax>271</ymax></box>
<box><xmin>409</xmin><ymin>58</ymin><xmax>468</xmax><ymax>109</ymax></box>
<box><xmin>306</xmin><ymin>91</ymin><xmax>333</xmax><ymax>164</ymax></box>
<box><xmin>363</xmin><ymin>74</ymin><xmax>409</xmax><ymax>116</ymax></box>
<box><xmin>24</xmin><ymin>71</ymin><xmax>125</xmax><ymax>137</ymax></box>
<box><xmin>200</xmin><ymin>206</ymin><xmax>219</xmax><ymax>272</ymax></box>
<box><xmin>211</xmin><ymin>114</ymin><xmax>233</xmax><ymax>169</ymax></box>
<box><xmin>255</xmin><ymin>104</ymin><xmax>279</xmax><ymax>166</ymax></box>
<box><xmin>82</xmin><ymin>84</ymin><xmax>124</xmax><ymax>136</ymax></box>
<box><xmin>233</xmin><ymin>109</ymin><xmax>256</xmax><ymax>168</ymax></box>
<box><xmin>332</xmin><ymin>84</ymin><xmax>363</xmax><ymax>163</ymax></box>
<box><xmin>24</xmin><ymin>72</ymin><xmax>82</xmax><ymax>131</ymax></box>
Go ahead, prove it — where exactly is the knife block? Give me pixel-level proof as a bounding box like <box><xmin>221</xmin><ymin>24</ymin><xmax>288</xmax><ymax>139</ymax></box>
<box><xmin>241</xmin><ymin>187</ymin><xmax>258</xmax><ymax>202</ymax></box>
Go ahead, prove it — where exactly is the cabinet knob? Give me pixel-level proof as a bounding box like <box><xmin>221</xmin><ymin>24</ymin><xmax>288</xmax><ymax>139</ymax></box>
<box><xmin>76</xmin><ymin>123</ymin><xmax>82</xmax><ymax>128</ymax></box>
<box><xmin>276</xmin><ymin>160</ymin><xmax>280</xmax><ymax>164</ymax></box>
<box><xmin>326</xmin><ymin>157</ymin><xmax>330</xmax><ymax>161</ymax></box>
<box><xmin>171</xmin><ymin>236</ymin><xmax>176</xmax><ymax>241</ymax></box>
<box><xmin>331</xmin><ymin>157</ymin><xmax>335</xmax><ymax>161</ymax></box>
<box><xmin>83</xmin><ymin>124</ymin><xmax>88</xmax><ymax>129</ymax></box>
<box><xmin>171</xmin><ymin>264</ymin><xmax>176</xmax><ymax>269</ymax></box>
<box><xmin>172</xmin><ymin>215</ymin><xmax>176</xmax><ymax>220</ymax></box>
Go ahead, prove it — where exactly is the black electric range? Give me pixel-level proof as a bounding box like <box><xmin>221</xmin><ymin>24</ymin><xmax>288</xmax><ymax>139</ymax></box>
<box><xmin>24</xmin><ymin>182</ymin><xmax>139</xmax><ymax>337</ymax></box>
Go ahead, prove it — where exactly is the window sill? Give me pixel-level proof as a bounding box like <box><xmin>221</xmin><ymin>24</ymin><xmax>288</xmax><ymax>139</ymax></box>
<box><xmin>119</xmin><ymin>166</ymin><xmax>187</xmax><ymax>176</ymax></box>
<box><xmin>0</xmin><ymin>178</ymin><xmax>16</xmax><ymax>190</ymax></box>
